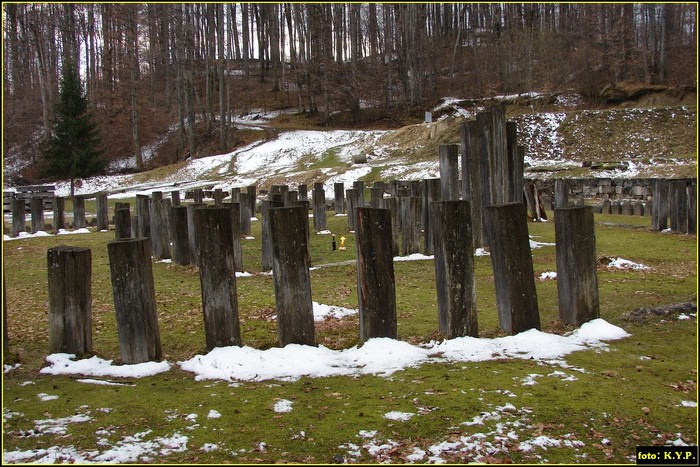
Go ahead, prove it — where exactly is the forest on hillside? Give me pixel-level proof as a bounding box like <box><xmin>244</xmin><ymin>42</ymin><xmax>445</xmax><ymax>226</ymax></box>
<box><xmin>3</xmin><ymin>3</ymin><xmax>697</xmax><ymax>180</ymax></box>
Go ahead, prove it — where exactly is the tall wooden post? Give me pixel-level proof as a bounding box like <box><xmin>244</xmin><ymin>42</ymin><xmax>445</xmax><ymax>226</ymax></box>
<box><xmin>114</xmin><ymin>208</ymin><xmax>132</xmax><ymax>239</ymax></box>
<box><xmin>422</xmin><ymin>178</ymin><xmax>441</xmax><ymax>255</ymax></box>
<box><xmin>223</xmin><ymin>203</ymin><xmax>243</xmax><ymax>271</ymax></box>
<box><xmin>400</xmin><ymin>196</ymin><xmax>422</xmax><ymax>256</ymax></box>
<box><xmin>171</xmin><ymin>190</ymin><xmax>181</xmax><ymax>206</ymax></box>
<box><xmin>11</xmin><ymin>198</ymin><xmax>25</xmax><ymax>237</ymax></box>
<box><xmin>554</xmin><ymin>180</ymin><xmax>569</xmax><ymax>208</ymax></box>
<box><xmin>269</xmin><ymin>206</ymin><xmax>316</xmax><ymax>347</ymax></box>
<box><xmin>370</xmin><ymin>187</ymin><xmax>384</xmax><ymax>208</ymax></box>
<box><xmin>261</xmin><ymin>200</ymin><xmax>284</xmax><ymax>271</ymax></box>
<box><xmin>239</xmin><ymin>192</ymin><xmax>252</xmax><ymax>235</ymax></box>
<box><xmin>108</xmin><ymin>238</ymin><xmax>162</xmax><ymax>363</ymax></box>
<box><xmin>247</xmin><ymin>185</ymin><xmax>257</xmax><ymax>215</ymax></box>
<box><xmin>651</xmin><ymin>180</ymin><xmax>670</xmax><ymax>231</ymax></box>
<box><xmin>30</xmin><ymin>197</ymin><xmax>44</xmax><ymax>233</ymax></box>
<box><xmin>53</xmin><ymin>196</ymin><xmax>65</xmax><ymax>232</ymax></box>
<box><xmin>688</xmin><ymin>181</ymin><xmax>696</xmax><ymax>235</ymax></box>
<box><xmin>298</xmin><ymin>184</ymin><xmax>308</xmax><ymax>201</ymax></box>
<box><xmin>312</xmin><ymin>184</ymin><xmax>327</xmax><ymax>231</ymax></box>
<box><xmin>382</xmin><ymin>197</ymin><xmax>401</xmax><ymax>257</ymax></box>
<box><xmin>136</xmin><ymin>195</ymin><xmax>151</xmax><ymax>239</ymax></box>
<box><xmin>439</xmin><ymin>144</ymin><xmax>460</xmax><ymax>201</ymax></box>
<box><xmin>334</xmin><ymin>182</ymin><xmax>345</xmax><ymax>214</ymax></box>
<box><xmin>346</xmin><ymin>189</ymin><xmax>357</xmax><ymax>230</ymax></box>
<box><xmin>73</xmin><ymin>196</ymin><xmax>86</xmax><ymax>229</ymax></box>
<box><xmin>669</xmin><ymin>180</ymin><xmax>688</xmax><ymax>233</ymax></box>
<box><xmin>47</xmin><ymin>246</ymin><xmax>92</xmax><ymax>357</ymax></box>
<box><xmin>194</xmin><ymin>207</ymin><xmax>242</xmax><ymax>350</ymax></box>
<box><xmin>485</xmin><ymin>203</ymin><xmax>541</xmax><ymax>334</ymax></box>
<box><xmin>356</xmin><ymin>208</ymin><xmax>397</xmax><ymax>342</ymax></box>
<box><xmin>186</xmin><ymin>203</ymin><xmax>206</xmax><ymax>266</ymax></box>
<box><xmin>96</xmin><ymin>193</ymin><xmax>109</xmax><ymax>231</ymax></box>
<box><xmin>555</xmin><ymin>206</ymin><xmax>600</xmax><ymax>326</ymax></box>
<box><xmin>170</xmin><ymin>205</ymin><xmax>191</xmax><ymax>265</ymax></box>
<box><xmin>431</xmin><ymin>201</ymin><xmax>477</xmax><ymax>338</ymax></box>
<box><xmin>461</xmin><ymin>120</ymin><xmax>484</xmax><ymax>248</ymax></box>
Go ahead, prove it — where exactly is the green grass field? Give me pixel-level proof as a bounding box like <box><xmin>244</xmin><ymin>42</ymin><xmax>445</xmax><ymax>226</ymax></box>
<box><xmin>2</xmin><ymin>208</ymin><xmax>697</xmax><ymax>463</ymax></box>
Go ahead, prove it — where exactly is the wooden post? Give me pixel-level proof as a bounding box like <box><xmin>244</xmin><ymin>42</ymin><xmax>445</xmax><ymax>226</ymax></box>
<box><xmin>669</xmin><ymin>180</ymin><xmax>688</xmax><ymax>233</ymax></box>
<box><xmin>239</xmin><ymin>193</ymin><xmax>252</xmax><ymax>235</ymax></box>
<box><xmin>136</xmin><ymin>195</ymin><xmax>151</xmax><ymax>239</ymax></box>
<box><xmin>149</xmin><ymin>192</ymin><xmax>164</xmax><ymax>257</ymax></box>
<box><xmin>601</xmin><ymin>199</ymin><xmax>611</xmax><ymax>214</ymax></box>
<box><xmin>346</xmin><ymin>189</ymin><xmax>357</xmax><ymax>231</ymax></box>
<box><xmin>422</xmin><ymin>178</ymin><xmax>441</xmax><ymax>255</ymax></box>
<box><xmin>223</xmin><ymin>203</ymin><xmax>243</xmax><ymax>271</ymax></box>
<box><xmin>461</xmin><ymin>120</ymin><xmax>484</xmax><ymax>248</ymax></box>
<box><xmin>171</xmin><ymin>190</ymin><xmax>181</xmax><ymax>206</ymax></box>
<box><xmin>688</xmin><ymin>181</ymin><xmax>696</xmax><ymax>235</ymax></box>
<box><xmin>11</xmin><ymin>198</ymin><xmax>25</xmax><ymax>237</ymax></box>
<box><xmin>431</xmin><ymin>201</ymin><xmax>477</xmax><ymax>338</ymax></box>
<box><xmin>555</xmin><ymin>206</ymin><xmax>600</xmax><ymax>326</ymax></box>
<box><xmin>194</xmin><ymin>207</ymin><xmax>242</xmax><ymax>350</ymax></box>
<box><xmin>107</xmin><ymin>238</ymin><xmax>162</xmax><ymax>363</ymax></box>
<box><xmin>131</xmin><ymin>214</ymin><xmax>139</xmax><ymax>238</ymax></box>
<box><xmin>400</xmin><ymin>196</ymin><xmax>421</xmax><ymax>255</ymax></box>
<box><xmin>187</xmin><ymin>203</ymin><xmax>206</xmax><ymax>265</ymax></box>
<box><xmin>439</xmin><ymin>144</ymin><xmax>460</xmax><ymax>201</ymax></box>
<box><xmin>485</xmin><ymin>203</ymin><xmax>541</xmax><ymax>334</ymax></box>
<box><xmin>291</xmin><ymin>200</ymin><xmax>311</xmax><ymax>258</ymax></box>
<box><xmin>73</xmin><ymin>195</ymin><xmax>86</xmax><ymax>229</ymax></box>
<box><xmin>3</xmin><ymin>275</ymin><xmax>8</xmax><ymax>354</ymax></box>
<box><xmin>213</xmin><ymin>188</ymin><xmax>224</xmax><ymax>206</ymax></box>
<box><xmin>370</xmin><ymin>187</ymin><xmax>383</xmax><ymax>208</ymax></box>
<box><xmin>356</xmin><ymin>208</ymin><xmax>397</xmax><ymax>342</ymax></box>
<box><xmin>621</xmin><ymin>200</ymin><xmax>632</xmax><ymax>216</ymax></box>
<box><xmin>334</xmin><ymin>183</ymin><xmax>345</xmax><ymax>214</ymax></box>
<box><xmin>633</xmin><ymin>201</ymin><xmax>644</xmax><ymax>216</ymax></box>
<box><xmin>312</xmin><ymin>185</ymin><xmax>327</xmax><ymax>231</ymax></box>
<box><xmin>47</xmin><ymin>246</ymin><xmax>92</xmax><ymax>357</ymax></box>
<box><xmin>230</xmin><ymin>187</ymin><xmax>241</xmax><ymax>202</ymax></box>
<box><xmin>114</xmin><ymin>208</ymin><xmax>132</xmax><ymax>239</ymax></box>
<box><xmin>261</xmin><ymin>200</ymin><xmax>284</xmax><ymax>271</ymax></box>
<box><xmin>170</xmin><ymin>205</ymin><xmax>191</xmax><ymax>265</ymax></box>
<box><xmin>193</xmin><ymin>188</ymin><xmax>204</xmax><ymax>204</ymax></box>
<box><xmin>96</xmin><ymin>193</ymin><xmax>109</xmax><ymax>231</ymax></box>
<box><xmin>298</xmin><ymin>184</ymin><xmax>308</xmax><ymax>201</ymax></box>
<box><xmin>246</xmin><ymin>185</ymin><xmax>257</xmax><ymax>215</ymax></box>
<box><xmin>53</xmin><ymin>196</ymin><xmax>65</xmax><ymax>232</ymax></box>
<box><xmin>269</xmin><ymin>206</ymin><xmax>316</xmax><ymax>347</ymax></box>
<box><xmin>30</xmin><ymin>197</ymin><xmax>44</xmax><ymax>233</ymax></box>
<box><xmin>651</xmin><ymin>180</ymin><xmax>670</xmax><ymax>231</ymax></box>
<box><xmin>554</xmin><ymin>180</ymin><xmax>569</xmax><ymax>208</ymax></box>
<box><xmin>383</xmin><ymin>197</ymin><xmax>401</xmax><ymax>257</ymax></box>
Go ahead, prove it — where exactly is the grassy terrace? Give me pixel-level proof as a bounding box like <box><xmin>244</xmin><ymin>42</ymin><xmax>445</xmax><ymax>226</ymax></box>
<box><xmin>2</xmin><ymin>208</ymin><xmax>697</xmax><ymax>463</ymax></box>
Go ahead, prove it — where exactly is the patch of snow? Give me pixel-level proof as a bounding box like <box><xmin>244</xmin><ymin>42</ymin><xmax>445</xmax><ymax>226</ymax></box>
<box><xmin>273</xmin><ymin>399</ymin><xmax>294</xmax><ymax>413</ymax></box>
<box><xmin>383</xmin><ymin>411</ymin><xmax>415</xmax><ymax>421</ymax></box>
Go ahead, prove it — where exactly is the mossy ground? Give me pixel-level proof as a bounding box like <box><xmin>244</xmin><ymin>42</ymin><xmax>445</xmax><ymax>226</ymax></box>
<box><xmin>2</xmin><ymin>208</ymin><xmax>697</xmax><ymax>463</ymax></box>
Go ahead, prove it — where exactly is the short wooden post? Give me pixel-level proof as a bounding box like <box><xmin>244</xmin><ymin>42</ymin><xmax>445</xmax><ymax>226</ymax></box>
<box><xmin>170</xmin><ymin>205</ymin><xmax>191</xmax><ymax>265</ymax></box>
<box><xmin>108</xmin><ymin>238</ymin><xmax>162</xmax><ymax>363</ymax></box>
<box><xmin>431</xmin><ymin>201</ymin><xmax>477</xmax><ymax>338</ymax></box>
<box><xmin>194</xmin><ymin>207</ymin><xmax>242</xmax><ymax>350</ymax></box>
<box><xmin>261</xmin><ymin>200</ymin><xmax>284</xmax><ymax>271</ymax></box>
<box><xmin>485</xmin><ymin>203</ymin><xmax>541</xmax><ymax>334</ymax></box>
<box><xmin>193</xmin><ymin>188</ymin><xmax>204</xmax><ymax>204</ymax></box>
<box><xmin>114</xmin><ymin>208</ymin><xmax>132</xmax><ymax>239</ymax></box>
<box><xmin>312</xmin><ymin>185</ymin><xmax>327</xmax><ymax>231</ymax></box>
<box><xmin>239</xmin><ymin>193</ymin><xmax>252</xmax><ymax>235</ymax></box>
<box><xmin>96</xmin><ymin>193</ymin><xmax>109</xmax><ymax>231</ymax></box>
<box><xmin>555</xmin><ymin>206</ymin><xmax>600</xmax><ymax>326</ymax></box>
<box><xmin>439</xmin><ymin>144</ymin><xmax>460</xmax><ymax>201</ymax></box>
<box><xmin>669</xmin><ymin>180</ymin><xmax>688</xmax><ymax>233</ymax></box>
<box><xmin>422</xmin><ymin>178</ymin><xmax>441</xmax><ymax>255</ymax></box>
<box><xmin>554</xmin><ymin>180</ymin><xmax>569</xmax><ymax>208</ymax></box>
<box><xmin>53</xmin><ymin>196</ymin><xmax>65</xmax><ymax>232</ymax></box>
<box><xmin>356</xmin><ymin>207</ymin><xmax>397</xmax><ymax>342</ymax></box>
<box><xmin>31</xmin><ymin>197</ymin><xmax>44</xmax><ymax>233</ymax></box>
<box><xmin>269</xmin><ymin>206</ymin><xmax>316</xmax><ymax>347</ymax></box>
<box><xmin>47</xmin><ymin>246</ymin><xmax>92</xmax><ymax>357</ymax></box>
<box><xmin>651</xmin><ymin>180</ymin><xmax>669</xmax><ymax>231</ymax></box>
<box><xmin>370</xmin><ymin>187</ymin><xmax>384</xmax><ymax>208</ymax></box>
<box><xmin>11</xmin><ymin>198</ymin><xmax>25</xmax><ymax>237</ymax></box>
<box><xmin>400</xmin><ymin>196</ymin><xmax>421</xmax><ymax>255</ymax></box>
<box><xmin>171</xmin><ymin>190</ymin><xmax>181</xmax><ymax>206</ymax></box>
<box><xmin>73</xmin><ymin>195</ymin><xmax>86</xmax><ymax>229</ymax></box>
<box><xmin>213</xmin><ymin>188</ymin><xmax>224</xmax><ymax>206</ymax></box>
<box><xmin>230</xmin><ymin>187</ymin><xmax>241</xmax><ymax>202</ymax></box>
<box><xmin>334</xmin><ymin>182</ymin><xmax>345</xmax><ymax>214</ymax></box>
<box><xmin>298</xmin><ymin>184</ymin><xmax>308</xmax><ymax>201</ymax></box>
<box><xmin>186</xmin><ymin>203</ymin><xmax>206</xmax><ymax>265</ymax></box>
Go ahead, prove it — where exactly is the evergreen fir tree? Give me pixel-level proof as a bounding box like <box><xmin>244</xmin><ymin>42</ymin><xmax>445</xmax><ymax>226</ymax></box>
<box><xmin>41</xmin><ymin>61</ymin><xmax>104</xmax><ymax>197</ymax></box>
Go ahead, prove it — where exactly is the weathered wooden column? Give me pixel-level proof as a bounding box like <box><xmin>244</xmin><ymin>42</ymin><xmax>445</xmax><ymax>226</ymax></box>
<box><xmin>194</xmin><ymin>207</ymin><xmax>242</xmax><ymax>350</ymax></box>
<box><xmin>298</xmin><ymin>184</ymin><xmax>308</xmax><ymax>201</ymax></box>
<box><xmin>149</xmin><ymin>192</ymin><xmax>164</xmax><ymax>257</ymax></box>
<box><xmin>193</xmin><ymin>188</ymin><xmax>204</xmax><ymax>204</ymax></box>
<box><xmin>223</xmin><ymin>203</ymin><xmax>243</xmax><ymax>271</ymax></box>
<box><xmin>47</xmin><ymin>246</ymin><xmax>92</xmax><ymax>357</ymax></box>
<box><xmin>461</xmin><ymin>120</ymin><xmax>484</xmax><ymax>248</ymax></box>
<box><xmin>383</xmin><ymin>197</ymin><xmax>401</xmax><ymax>257</ymax></box>
<box><xmin>285</xmin><ymin>190</ymin><xmax>298</xmax><ymax>206</ymax></box>
<box><xmin>108</xmin><ymin>238</ymin><xmax>162</xmax><ymax>363</ymax></box>
<box><xmin>171</xmin><ymin>190</ymin><xmax>181</xmax><ymax>206</ymax></box>
<box><xmin>439</xmin><ymin>144</ymin><xmax>460</xmax><ymax>201</ymax></box>
<box><xmin>334</xmin><ymin>182</ymin><xmax>345</xmax><ymax>214</ymax></box>
<box><xmin>688</xmin><ymin>181</ymin><xmax>696</xmax><ymax>235</ymax></box>
<box><xmin>555</xmin><ymin>206</ymin><xmax>600</xmax><ymax>326</ymax></box>
<box><xmin>114</xmin><ymin>208</ymin><xmax>132</xmax><ymax>239</ymax></box>
<box><xmin>170</xmin><ymin>205</ymin><xmax>191</xmax><ymax>265</ymax></box>
<box><xmin>11</xmin><ymin>198</ymin><xmax>25</xmax><ymax>237</ymax></box>
<box><xmin>136</xmin><ymin>195</ymin><xmax>151</xmax><ymax>239</ymax></box>
<box><xmin>213</xmin><ymin>188</ymin><xmax>224</xmax><ymax>206</ymax></box>
<box><xmin>621</xmin><ymin>200</ymin><xmax>632</xmax><ymax>216</ymax></box>
<box><xmin>485</xmin><ymin>203</ymin><xmax>541</xmax><ymax>334</ymax></box>
<box><xmin>96</xmin><ymin>193</ymin><xmax>109</xmax><ymax>231</ymax></box>
<box><xmin>186</xmin><ymin>203</ymin><xmax>206</xmax><ymax>266</ymax></box>
<box><xmin>53</xmin><ymin>196</ymin><xmax>65</xmax><ymax>232</ymax></box>
<box><xmin>269</xmin><ymin>206</ymin><xmax>316</xmax><ymax>347</ymax></box>
<box><xmin>30</xmin><ymin>197</ymin><xmax>44</xmax><ymax>233</ymax></box>
<box><xmin>633</xmin><ymin>201</ymin><xmax>644</xmax><ymax>216</ymax></box>
<box><xmin>247</xmin><ymin>185</ymin><xmax>257</xmax><ymax>215</ymax></box>
<box><xmin>422</xmin><ymin>178</ymin><xmax>441</xmax><ymax>255</ymax></box>
<box><xmin>230</xmin><ymin>187</ymin><xmax>241</xmax><ymax>202</ymax></box>
<box><xmin>261</xmin><ymin>200</ymin><xmax>284</xmax><ymax>271</ymax></box>
<box><xmin>601</xmin><ymin>199</ymin><xmax>611</xmax><ymax>214</ymax></box>
<box><xmin>312</xmin><ymin>183</ymin><xmax>327</xmax><ymax>231</ymax></box>
<box><xmin>554</xmin><ymin>180</ymin><xmax>569</xmax><ymax>208</ymax></box>
<box><xmin>400</xmin><ymin>196</ymin><xmax>422</xmax><ymax>255</ymax></box>
<box><xmin>431</xmin><ymin>201</ymin><xmax>477</xmax><ymax>338</ymax></box>
<box><xmin>651</xmin><ymin>180</ymin><xmax>670</xmax><ymax>231</ymax></box>
<box><xmin>291</xmin><ymin>200</ymin><xmax>311</xmax><ymax>258</ymax></box>
<box><xmin>356</xmin><ymin>208</ymin><xmax>397</xmax><ymax>342</ymax></box>
<box><xmin>345</xmin><ymin>189</ymin><xmax>357</xmax><ymax>230</ymax></box>
<box><xmin>239</xmin><ymin>193</ymin><xmax>252</xmax><ymax>235</ymax></box>
<box><xmin>669</xmin><ymin>180</ymin><xmax>688</xmax><ymax>233</ymax></box>
<box><xmin>73</xmin><ymin>195</ymin><xmax>86</xmax><ymax>229</ymax></box>
<box><xmin>370</xmin><ymin>187</ymin><xmax>384</xmax><ymax>208</ymax></box>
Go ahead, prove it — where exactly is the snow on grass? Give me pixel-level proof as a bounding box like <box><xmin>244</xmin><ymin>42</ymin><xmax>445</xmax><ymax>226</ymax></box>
<box><xmin>40</xmin><ymin>353</ymin><xmax>171</xmax><ymax>378</ymax></box>
<box><xmin>383</xmin><ymin>411</ymin><xmax>415</xmax><ymax>421</ymax></box>
<box><xmin>539</xmin><ymin>271</ymin><xmax>557</xmax><ymax>280</ymax></box>
<box><xmin>273</xmin><ymin>399</ymin><xmax>294</xmax><ymax>413</ymax></box>
<box><xmin>607</xmin><ymin>257</ymin><xmax>650</xmax><ymax>270</ymax></box>
<box><xmin>312</xmin><ymin>302</ymin><xmax>357</xmax><ymax>321</ymax></box>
